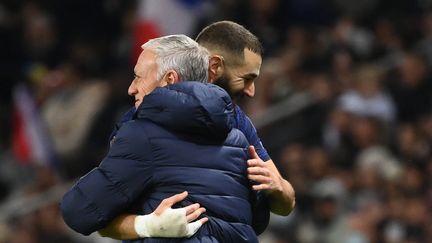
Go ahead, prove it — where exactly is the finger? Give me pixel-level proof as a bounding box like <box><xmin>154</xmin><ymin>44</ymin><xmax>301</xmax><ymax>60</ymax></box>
<box><xmin>185</xmin><ymin>220</ymin><xmax>203</xmax><ymax>237</ymax></box>
<box><xmin>247</xmin><ymin>159</ymin><xmax>266</xmax><ymax>168</ymax></box>
<box><xmin>184</xmin><ymin>203</ymin><xmax>200</xmax><ymax>215</ymax></box>
<box><xmin>154</xmin><ymin>191</ymin><xmax>188</xmax><ymax>215</ymax></box>
<box><xmin>164</xmin><ymin>191</ymin><xmax>188</xmax><ymax>206</ymax></box>
<box><xmin>248</xmin><ymin>174</ymin><xmax>272</xmax><ymax>183</ymax></box>
<box><xmin>186</xmin><ymin>207</ymin><xmax>206</xmax><ymax>222</ymax></box>
<box><xmin>247</xmin><ymin>159</ymin><xmax>261</xmax><ymax>167</ymax></box>
<box><xmin>198</xmin><ymin>217</ymin><xmax>208</xmax><ymax>225</ymax></box>
<box><xmin>247</xmin><ymin>167</ymin><xmax>270</xmax><ymax>176</ymax></box>
<box><xmin>252</xmin><ymin>184</ymin><xmax>270</xmax><ymax>191</ymax></box>
<box><xmin>248</xmin><ymin>145</ymin><xmax>260</xmax><ymax>159</ymax></box>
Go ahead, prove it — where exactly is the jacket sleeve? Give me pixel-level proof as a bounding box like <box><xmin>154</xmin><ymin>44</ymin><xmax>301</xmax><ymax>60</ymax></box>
<box><xmin>60</xmin><ymin>121</ymin><xmax>154</xmax><ymax>235</ymax></box>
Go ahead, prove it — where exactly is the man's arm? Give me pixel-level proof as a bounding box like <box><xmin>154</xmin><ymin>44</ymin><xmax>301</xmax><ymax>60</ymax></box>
<box><xmin>247</xmin><ymin>146</ymin><xmax>295</xmax><ymax>215</ymax></box>
<box><xmin>60</xmin><ymin>122</ymin><xmax>155</xmax><ymax>235</ymax></box>
<box><xmin>98</xmin><ymin>191</ymin><xmax>208</xmax><ymax>239</ymax></box>
<box><xmin>234</xmin><ymin>107</ymin><xmax>295</xmax><ymax>215</ymax></box>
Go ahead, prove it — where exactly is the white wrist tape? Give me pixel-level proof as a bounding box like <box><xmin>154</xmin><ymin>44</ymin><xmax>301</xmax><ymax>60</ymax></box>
<box><xmin>134</xmin><ymin>208</ymin><xmax>202</xmax><ymax>238</ymax></box>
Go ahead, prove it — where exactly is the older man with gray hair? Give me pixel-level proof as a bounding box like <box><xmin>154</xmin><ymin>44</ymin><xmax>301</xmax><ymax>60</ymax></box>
<box><xmin>61</xmin><ymin>34</ymin><xmax>262</xmax><ymax>243</ymax></box>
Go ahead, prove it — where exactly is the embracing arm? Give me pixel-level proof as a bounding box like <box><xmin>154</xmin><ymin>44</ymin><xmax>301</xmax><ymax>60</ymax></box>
<box><xmin>247</xmin><ymin>146</ymin><xmax>295</xmax><ymax>216</ymax></box>
<box><xmin>98</xmin><ymin>191</ymin><xmax>208</xmax><ymax>239</ymax></box>
<box><xmin>60</xmin><ymin>122</ymin><xmax>154</xmax><ymax>235</ymax></box>
<box><xmin>234</xmin><ymin>107</ymin><xmax>295</xmax><ymax>215</ymax></box>
<box><xmin>262</xmin><ymin>159</ymin><xmax>295</xmax><ymax>215</ymax></box>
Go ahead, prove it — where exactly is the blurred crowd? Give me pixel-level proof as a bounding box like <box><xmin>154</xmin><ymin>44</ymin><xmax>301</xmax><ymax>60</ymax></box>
<box><xmin>1</xmin><ymin>0</ymin><xmax>432</xmax><ymax>242</ymax></box>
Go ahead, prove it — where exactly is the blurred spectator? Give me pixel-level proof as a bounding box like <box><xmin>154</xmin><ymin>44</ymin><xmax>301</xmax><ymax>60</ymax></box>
<box><xmin>370</xmin><ymin>17</ymin><xmax>403</xmax><ymax>66</ymax></box>
<box><xmin>337</xmin><ymin>65</ymin><xmax>396</xmax><ymax>123</ymax></box>
<box><xmin>328</xmin><ymin>49</ymin><xmax>354</xmax><ymax>94</ymax></box>
<box><xmin>294</xmin><ymin>178</ymin><xmax>350</xmax><ymax>243</ymax></box>
<box><xmin>20</xmin><ymin>3</ymin><xmax>61</xmax><ymax>69</ymax></box>
<box><xmin>322</xmin><ymin>106</ymin><xmax>355</xmax><ymax>167</ymax></box>
<box><xmin>331</xmin><ymin>0</ymin><xmax>378</xmax><ymax>21</ymax></box>
<box><xmin>235</xmin><ymin>0</ymin><xmax>288</xmax><ymax>56</ymax></box>
<box><xmin>415</xmin><ymin>12</ymin><xmax>432</xmax><ymax>66</ymax></box>
<box><xmin>39</xmin><ymin>64</ymin><xmax>111</xmax><ymax>178</ymax></box>
<box><xmin>393</xmin><ymin>123</ymin><xmax>430</xmax><ymax>166</ymax></box>
<box><xmin>305</xmin><ymin>147</ymin><xmax>332</xmax><ymax>182</ymax></box>
<box><xmin>386</xmin><ymin>51</ymin><xmax>432</xmax><ymax>123</ymax></box>
<box><xmin>330</xmin><ymin>17</ymin><xmax>375</xmax><ymax>59</ymax></box>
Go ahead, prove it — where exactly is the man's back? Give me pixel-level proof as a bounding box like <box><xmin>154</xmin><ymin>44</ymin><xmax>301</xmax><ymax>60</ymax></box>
<box><xmin>122</xmin><ymin>119</ymin><xmax>256</xmax><ymax>243</ymax></box>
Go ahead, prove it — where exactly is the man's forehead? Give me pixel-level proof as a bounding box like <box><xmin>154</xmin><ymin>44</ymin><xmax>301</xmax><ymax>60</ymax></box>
<box><xmin>241</xmin><ymin>49</ymin><xmax>262</xmax><ymax>74</ymax></box>
<box><xmin>138</xmin><ymin>48</ymin><xmax>156</xmax><ymax>60</ymax></box>
<box><xmin>135</xmin><ymin>49</ymin><xmax>157</xmax><ymax>70</ymax></box>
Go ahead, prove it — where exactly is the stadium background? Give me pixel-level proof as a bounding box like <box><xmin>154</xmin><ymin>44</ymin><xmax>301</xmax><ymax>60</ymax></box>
<box><xmin>0</xmin><ymin>0</ymin><xmax>431</xmax><ymax>242</ymax></box>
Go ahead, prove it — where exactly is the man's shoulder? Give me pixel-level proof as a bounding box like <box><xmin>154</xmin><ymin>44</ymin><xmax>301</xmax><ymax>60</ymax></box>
<box><xmin>225</xmin><ymin>127</ymin><xmax>249</xmax><ymax>148</ymax></box>
<box><xmin>233</xmin><ymin>105</ymin><xmax>255</xmax><ymax>132</ymax></box>
<box><xmin>114</xmin><ymin>120</ymin><xmax>155</xmax><ymax>143</ymax></box>
<box><xmin>108</xmin><ymin>120</ymin><xmax>157</xmax><ymax>159</ymax></box>
<box><xmin>116</xmin><ymin>120</ymin><xmax>141</xmax><ymax>135</ymax></box>
<box><xmin>117</xmin><ymin>118</ymin><xmax>180</xmax><ymax>142</ymax></box>
<box><xmin>233</xmin><ymin>105</ymin><xmax>271</xmax><ymax>161</ymax></box>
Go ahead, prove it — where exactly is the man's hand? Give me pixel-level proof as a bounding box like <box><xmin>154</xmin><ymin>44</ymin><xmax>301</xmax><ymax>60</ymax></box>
<box><xmin>135</xmin><ymin>191</ymin><xmax>208</xmax><ymax>238</ymax></box>
<box><xmin>247</xmin><ymin>146</ymin><xmax>283</xmax><ymax>193</ymax></box>
<box><xmin>98</xmin><ymin>191</ymin><xmax>208</xmax><ymax>240</ymax></box>
<box><xmin>247</xmin><ymin>146</ymin><xmax>295</xmax><ymax>216</ymax></box>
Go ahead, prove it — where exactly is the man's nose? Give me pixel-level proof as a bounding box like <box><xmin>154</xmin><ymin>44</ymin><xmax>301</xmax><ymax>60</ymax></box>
<box><xmin>128</xmin><ymin>81</ymin><xmax>137</xmax><ymax>96</ymax></box>
<box><xmin>243</xmin><ymin>82</ymin><xmax>255</xmax><ymax>97</ymax></box>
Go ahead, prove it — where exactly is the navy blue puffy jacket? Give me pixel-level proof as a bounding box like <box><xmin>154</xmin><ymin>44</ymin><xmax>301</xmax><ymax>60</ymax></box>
<box><xmin>60</xmin><ymin>82</ymin><xmax>260</xmax><ymax>242</ymax></box>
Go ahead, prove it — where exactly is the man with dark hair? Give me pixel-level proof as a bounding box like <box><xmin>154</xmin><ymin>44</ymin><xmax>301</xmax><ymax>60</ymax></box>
<box><xmin>196</xmin><ymin>20</ymin><xmax>263</xmax><ymax>102</ymax></box>
<box><xmin>95</xmin><ymin>21</ymin><xmax>295</xmax><ymax>241</ymax></box>
<box><xmin>197</xmin><ymin>21</ymin><xmax>294</xmax><ymax>215</ymax></box>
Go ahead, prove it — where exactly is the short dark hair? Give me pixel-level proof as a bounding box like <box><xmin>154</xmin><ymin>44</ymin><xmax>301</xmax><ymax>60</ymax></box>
<box><xmin>196</xmin><ymin>21</ymin><xmax>263</xmax><ymax>66</ymax></box>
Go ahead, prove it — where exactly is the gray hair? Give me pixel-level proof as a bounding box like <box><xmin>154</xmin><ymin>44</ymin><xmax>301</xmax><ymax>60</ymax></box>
<box><xmin>142</xmin><ymin>34</ymin><xmax>209</xmax><ymax>83</ymax></box>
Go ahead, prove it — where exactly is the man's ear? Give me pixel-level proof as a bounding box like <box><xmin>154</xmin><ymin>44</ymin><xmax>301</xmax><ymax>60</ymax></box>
<box><xmin>209</xmin><ymin>55</ymin><xmax>225</xmax><ymax>83</ymax></box>
<box><xmin>162</xmin><ymin>70</ymin><xmax>180</xmax><ymax>85</ymax></box>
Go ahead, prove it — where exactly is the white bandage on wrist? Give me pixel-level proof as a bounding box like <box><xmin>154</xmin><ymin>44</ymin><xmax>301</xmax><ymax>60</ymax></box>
<box><xmin>134</xmin><ymin>208</ymin><xmax>203</xmax><ymax>238</ymax></box>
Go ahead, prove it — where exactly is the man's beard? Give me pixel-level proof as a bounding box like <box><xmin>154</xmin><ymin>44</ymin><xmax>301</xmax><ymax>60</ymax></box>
<box><xmin>213</xmin><ymin>73</ymin><xmax>244</xmax><ymax>103</ymax></box>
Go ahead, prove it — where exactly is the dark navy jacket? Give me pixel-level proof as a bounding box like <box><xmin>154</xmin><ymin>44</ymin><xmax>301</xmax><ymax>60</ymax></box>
<box><xmin>61</xmin><ymin>82</ymin><xmax>261</xmax><ymax>242</ymax></box>
<box><xmin>110</xmin><ymin>105</ymin><xmax>270</xmax><ymax>163</ymax></box>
